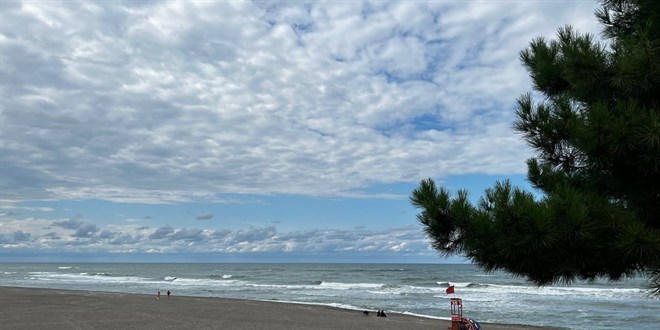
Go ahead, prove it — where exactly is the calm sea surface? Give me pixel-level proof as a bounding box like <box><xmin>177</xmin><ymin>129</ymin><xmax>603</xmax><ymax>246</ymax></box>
<box><xmin>0</xmin><ymin>263</ymin><xmax>657</xmax><ymax>329</ymax></box>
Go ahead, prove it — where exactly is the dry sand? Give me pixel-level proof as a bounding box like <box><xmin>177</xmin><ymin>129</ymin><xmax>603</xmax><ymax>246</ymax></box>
<box><xmin>0</xmin><ymin>286</ymin><xmax>556</xmax><ymax>329</ymax></box>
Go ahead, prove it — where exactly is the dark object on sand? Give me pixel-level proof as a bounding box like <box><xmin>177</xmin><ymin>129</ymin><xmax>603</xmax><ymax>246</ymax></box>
<box><xmin>377</xmin><ymin>310</ymin><xmax>387</xmax><ymax>317</ymax></box>
<box><xmin>363</xmin><ymin>311</ymin><xmax>369</xmax><ymax>316</ymax></box>
<box><xmin>167</xmin><ymin>290</ymin><xmax>171</xmax><ymax>298</ymax></box>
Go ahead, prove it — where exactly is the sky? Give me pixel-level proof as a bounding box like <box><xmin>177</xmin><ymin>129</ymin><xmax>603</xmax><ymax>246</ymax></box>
<box><xmin>0</xmin><ymin>0</ymin><xmax>602</xmax><ymax>263</ymax></box>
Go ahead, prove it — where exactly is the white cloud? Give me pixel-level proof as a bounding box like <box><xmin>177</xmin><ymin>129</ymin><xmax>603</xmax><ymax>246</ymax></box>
<box><xmin>0</xmin><ymin>1</ymin><xmax>601</xmax><ymax>203</ymax></box>
<box><xmin>0</xmin><ymin>215</ymin><xmax>431</xmax><ymax>257</ymax></box>
<box><xmin>0</xmin><ymin>200</ymin><xmax>54</xmax><ymax>212</ymax></box>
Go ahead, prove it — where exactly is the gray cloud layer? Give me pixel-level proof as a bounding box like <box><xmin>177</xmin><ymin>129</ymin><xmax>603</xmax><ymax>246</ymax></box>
<box><xmin>0</xmin><ymin>217</ymin><xmax>431</xmax><ymax>256</ymax></box>
<box><xmin>0</xmin><ymin>1</ymin><xmax>600</xmax><ymax>203</ymax></box>
<box><xmin>196</xmin><ymin>213</ymin><xmax>215</xmax><ymax>220</ymax></box>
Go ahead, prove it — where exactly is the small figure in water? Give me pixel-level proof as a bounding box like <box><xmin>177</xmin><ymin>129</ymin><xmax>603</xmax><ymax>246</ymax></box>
<box><xmin>156</xmin><ymin>291</ymin><xmax>160</xmax><ymax>300</ymax></box>
<box><xmin>167</xmin><ymin>290</ymin><xmax>171</xmax><ymax>298</ymax></box>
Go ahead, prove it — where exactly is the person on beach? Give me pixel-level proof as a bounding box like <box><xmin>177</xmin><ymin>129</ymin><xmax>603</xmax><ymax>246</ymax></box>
<box><xmin>167</xmin><ymin>290</ymin><xmax>170</xmax><ymax>298</ymax></box>
<box><xmin>157</xmin><ymin>291</ymin><xmax>160</xmax><ymax>299</ymax></box>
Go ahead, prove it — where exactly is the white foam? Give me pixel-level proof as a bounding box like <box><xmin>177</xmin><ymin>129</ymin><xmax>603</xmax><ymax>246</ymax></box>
<box><xmin>168</xmin><ymin>277</ymin><xmax>240</xmax><ymax>287</ymax></box>
<box><xmin>400</xmin><ymin>311</ymin><xmax>450</xmax><ymax>321</ymax></box>
<box><xmin>456</xmin><ymin>283</ymin><xmax>644</xmax><ymax>299</ymax></box>
<box><xmin>373</xmin><ymin>284</ymin><xmax>441</xmax><ymax>296</ymax></box>
<box><xmin>241</xmin><ymin>282</ymin><xmax>317</xmax><ymax>290</ymax></box>
<box><xmin>28</xmin><ymin>272</ymin><xmax>148</xmax><ymax>284</ymax></box>
<box><xmin>366</xmin><ymin>291</ymin><xmax>391</xmax><ymax>295</ymax></box>
<box><xmin>253</xmin><ymin>298</ymin><xmax>365</xmax><ymax>312</ymax></box>
<box><xmin>318</xmin><ymin>281</ymin><xmax>383</xmax><ymax>289</ymax></box>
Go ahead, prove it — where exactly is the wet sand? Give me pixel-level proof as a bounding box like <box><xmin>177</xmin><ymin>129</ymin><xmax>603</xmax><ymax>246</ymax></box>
<box><xmin>0</xmin><ymin>286</ymin><xmax>556</xmax><ymax>329</ymax></box>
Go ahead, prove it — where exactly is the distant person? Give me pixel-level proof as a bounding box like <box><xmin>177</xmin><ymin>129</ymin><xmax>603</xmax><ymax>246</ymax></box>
<box><xmin>157</xmin><ymin>291</ymin><xmax>160</xmax><ymax>300</ymax></box>
<box><xmin>167</xmin><ymin>290</ymin><xmax>171</xmax><ymax>298</ymax></box>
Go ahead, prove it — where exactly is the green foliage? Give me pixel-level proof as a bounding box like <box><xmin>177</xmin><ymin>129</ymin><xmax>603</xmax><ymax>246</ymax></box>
<box><xmin>411</xmin><ymin>0</ymin><xmax>660</xmax><ymax>295</ymax></box>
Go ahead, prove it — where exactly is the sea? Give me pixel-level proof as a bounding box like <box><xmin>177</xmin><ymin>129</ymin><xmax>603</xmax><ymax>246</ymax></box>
<box><xmin>0</xmin><ymin>263</ymin><xmax>657</xmax><ymax>330</ymax></box>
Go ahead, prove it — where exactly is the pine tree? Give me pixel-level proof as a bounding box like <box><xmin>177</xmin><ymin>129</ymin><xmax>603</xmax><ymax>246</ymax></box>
<box><xmin>411</xmin><ymin>0</ymin><xmax>660</xmax><ymax>295</ymax></box>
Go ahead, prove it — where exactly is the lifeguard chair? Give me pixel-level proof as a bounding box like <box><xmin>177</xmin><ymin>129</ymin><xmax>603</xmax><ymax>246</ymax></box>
<box><xmin>449</xmin><ymin>298</ymin><xmax>463</xmax><ymax>330</ymax></box>
<box><xmin>448</xmin><ymin>297</ymin><xmax>482</xmax><ymax>330</ymax></box>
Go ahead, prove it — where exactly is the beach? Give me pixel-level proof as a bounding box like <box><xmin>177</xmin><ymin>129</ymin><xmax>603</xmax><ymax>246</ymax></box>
<box><xmin>3</xmin><ymin>263</ymin><xmax>653</xmax><ymax>329</ymax></box>
<box><xmin>0</xmin><ymin>286</ymin><xmax>554</xmax><ymax>330</ymax></box>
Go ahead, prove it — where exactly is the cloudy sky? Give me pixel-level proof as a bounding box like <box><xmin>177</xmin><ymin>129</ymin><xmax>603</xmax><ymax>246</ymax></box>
<box><xmin>1</xmin><ymin>0</ymin><xmax>601</xmax><ymax>262</ymax></box>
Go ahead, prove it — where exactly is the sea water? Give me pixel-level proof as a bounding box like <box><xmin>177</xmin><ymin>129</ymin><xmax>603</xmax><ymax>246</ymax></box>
<box><xmin>0</xmin><ymin>263</ymin><xmax>657</xmax><ymax>329</ymax></box>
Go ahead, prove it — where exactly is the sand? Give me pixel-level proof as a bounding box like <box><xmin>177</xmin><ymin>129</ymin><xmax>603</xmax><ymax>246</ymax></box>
<box><xmin>0</xmin><ymin>286</ymin><xmax>556</xmax><ymax>329</ymax></box>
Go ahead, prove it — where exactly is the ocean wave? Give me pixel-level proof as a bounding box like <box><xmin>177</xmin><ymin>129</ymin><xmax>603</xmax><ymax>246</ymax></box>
<box><xmin>163</xmin><ymin>276</ymin><xmax>177</xmax><ymax>281</ymax></box>
<box><xmin>319</xmin><ymin>281</ymin><xmax>383</xmax><ymax>289</ymax></box>
<box><xmin>76</xmin><ymin>272</ymin><xmax>110</xmax><ymax>276</ymax></box>
<box><xmin>344</xmin><ymin>268</ymin><xmax>407</xmax><ymax>273</ymax></box>
<box><xmin>466</xmin><ymin>283</ymin><xmax>488</xmax><ymax>288</ymax></box>
<box><xmin>58</xmin><ymin>266</ymin><xmax>75</xmax><ymax>269</ymax></box>
<box><xmin>400</xmin><ymin>311</ymin><xmax>450</xmax><ymax>321</ymax></box>
<box><xmin>367</xmin><ymin>290</ymin><xmax>394</xmax><ymax>295</ymax></box>
<box><xmin>255</xmin><ymin>298</ymin><xmax>366</xmax><ymax>313</ymax></box>
<box><xmin>208</xmin><ymin>274</ymin><xmax>235</xmax><ymax>280</ymax></box>
<box><xmin>166</xmin><ymin>277</ymin><xmax>240</xmax><ymax>287</ymax></box>
<box><xmin>28</xmin><ymin>272</ymin><xmax>147</xmax><ymax>284</ymax></box>
<box><xmin>436</xmin><ymin>282</ymin><xmax>473</xmax><ymax>288</ymax></box>
<box><xmin>235</xmin><ymin>281</ymin><xmax>389</xmax><ymax>292</ymax></box>
<box><xmin>461</xmin><ymin>283</ymin><xmax>645</xmax><ymax>298</ymax></box>
<box><xmin>80</xmin><ymin>272</ymin><xmax>111</xmax><ymax>276</ymax></box>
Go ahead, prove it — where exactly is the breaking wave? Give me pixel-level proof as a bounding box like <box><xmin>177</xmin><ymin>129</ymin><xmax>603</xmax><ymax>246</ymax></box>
<box><xmin>209</xmin><ymin>274</ymin><xmax>234</xmax><ymax>280</ymax></box>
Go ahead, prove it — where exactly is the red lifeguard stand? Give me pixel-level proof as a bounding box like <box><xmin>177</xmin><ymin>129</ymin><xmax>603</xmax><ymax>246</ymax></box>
<box><xmin>449</xmin><ymin>298</ymin><xmax>463</xmax><ymax>330</ymax></box>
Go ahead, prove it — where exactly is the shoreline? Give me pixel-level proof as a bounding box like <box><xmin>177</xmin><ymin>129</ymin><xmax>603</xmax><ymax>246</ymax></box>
<box><xmin>0</xmin><ymin>286</ymin><xmax>559</xmax><ymax>329</ymax></box>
